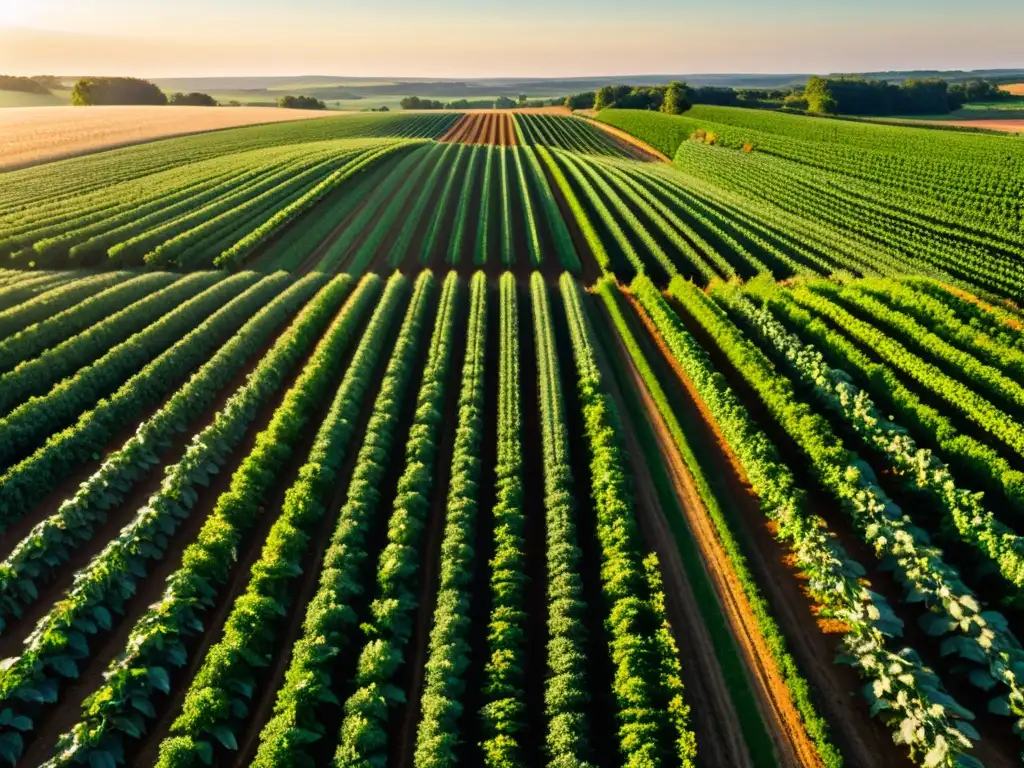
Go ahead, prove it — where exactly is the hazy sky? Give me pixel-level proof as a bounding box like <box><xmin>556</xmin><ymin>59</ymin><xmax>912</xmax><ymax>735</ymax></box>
<box><xmin>1</xmin><ymin>0</ymin><xmax>1022</xmax><ymax>77</ymax></box>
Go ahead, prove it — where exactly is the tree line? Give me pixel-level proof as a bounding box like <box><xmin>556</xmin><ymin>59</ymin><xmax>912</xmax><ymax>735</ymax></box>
<box><xmin>802</xmin><ymin>76</ymin><xmax>1009</xmax><ymax>115</ymax></box>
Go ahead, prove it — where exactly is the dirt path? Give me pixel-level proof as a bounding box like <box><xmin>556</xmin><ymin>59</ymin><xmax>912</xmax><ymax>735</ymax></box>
<box><xmin>577</xmin><ymin>115</ymin><xmax>669</xmax><ymax>162</ymax></box>
<box><xmin>621</xmin><ymin>291</ymin><xmax>905</xmax><ymax>767</ymax></box>
<box><xmin>597</xmin><ymin>295</ymin><xmax>826</xmax><ymax>767</ymax></box>
<box><xmin>579</xmin><ymin>295</ymin><xmax>754</xmax><ymax>768</ymax></box>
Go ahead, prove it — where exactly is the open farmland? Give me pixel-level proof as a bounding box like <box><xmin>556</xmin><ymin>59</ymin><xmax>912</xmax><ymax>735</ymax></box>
<box><xmin>1</xmin><ymin>103</ymin><xmax>1024</xmax><ymax>768</ymax></box>
<box><xmin>0</xmin><ymin>106</ymin><xmax>348</xmax><ymax>172</ymax></box>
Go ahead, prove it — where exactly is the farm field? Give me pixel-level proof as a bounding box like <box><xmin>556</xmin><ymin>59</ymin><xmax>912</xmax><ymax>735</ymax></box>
<box><xmin>0</xmin><ymin>106</ymin><xmax>343</xmax><ymax>172</ymax></box>
<box><xmin>1</xmin><ymin>103</ymin><xmax>1024</xmax><ymax>768</ymax></box>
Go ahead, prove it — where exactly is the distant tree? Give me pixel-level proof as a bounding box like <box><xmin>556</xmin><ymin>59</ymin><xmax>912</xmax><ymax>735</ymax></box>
<box><xmin>0</xmin><ymin>75</ymin><xmax>50</xmax><ymax>95</ymax></box>
<box><xmin>72</xmin><ymin>77</ymin><xmax>167</xmax><ymax>106</ymax></box>
<box><xmin>564</xmin><ymin>91</ymin><xmax>596</xmax><ymax>110</ymax></box>
<box><xmin>400</xmin><ymin>96</ymin><xmax>443</xmax><ymax>109</ymax></box>
<box><xmin>660</xmin><ymin>81</ymin><xmax>691</xmax><ymax>114</ymax></box>
<box><xmin>169</xmin><ymin>91</ymin><xmax>217</xmax><ymax>106</ymax></box>
<box><xmin>227</xmin><ymin>100</ymin><xmax>241</xmax><ymax>107</ymax></box>
<box><xmin>517</xmin><ymin>93</ymin><xmax>528</xmax><ymax>104</ymax></box>
<box><xmin>278</xmin><ymin>94</ymin><xmax>327</xmax><ymax>110</ymax></box>
<box><xmin>803</xmin><ymin>77</ymin><xmax>838</xmax><ymax>114</ymax></box>
<box><xmin>494</xmin><ymin>95</ymin><xmax>516</xmax><ymax>109</ymax></box>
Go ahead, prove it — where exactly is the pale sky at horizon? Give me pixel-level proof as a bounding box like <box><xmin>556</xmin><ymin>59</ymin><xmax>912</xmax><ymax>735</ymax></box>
<box><xmin>1</xmin><ymin>0</ymin><xmax>1022</xmax><ymax>78</ymax></box>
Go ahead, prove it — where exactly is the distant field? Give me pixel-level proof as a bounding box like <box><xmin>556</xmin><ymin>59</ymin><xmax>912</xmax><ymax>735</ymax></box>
<box><xmin>1003</xmin><ymin>83</ymin><xmax>1024</xmax><ymax>95</ymax></box>
<box><xmin>0</xmin><ymin>105</ymin><xmax>340</xmax><ymax>171</ymax></box>
<box><xmin>0</xmin><ymin>90</ymin><xmax>69</xmax><ymax>108</ymax></box>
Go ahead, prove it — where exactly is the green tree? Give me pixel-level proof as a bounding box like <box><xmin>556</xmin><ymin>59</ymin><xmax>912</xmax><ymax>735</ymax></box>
<box><xmin>71</xmin><ymin>77</ymin><xmax>167</xmax><ymax>106</ymax></box>
<box><xmin>660</xmin><ymin>81</ymin><xmax>691</xmax><ymax>115</ymax></box>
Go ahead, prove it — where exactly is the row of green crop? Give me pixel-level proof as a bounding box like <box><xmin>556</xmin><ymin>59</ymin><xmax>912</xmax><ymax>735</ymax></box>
<box><xmin>0</xmin><ymin>275</ymin><xmax>357</xmax><ymax>768</ymax></box>
<box><xmin>627</xmin><ymin>275</ymin><xmax>981</xmax><ymax>767</ymax></box>
<box><xmin>0</xmin><ymin>273</ymin><xmax>322</xmax><ymax>635</ymax></box>
<box><xmin>668</xmin><ymin>275</ymin><xmax>1024</xmax><ymax>761</ymax></box>
<box><xmin>334</xmin><ymin>271</ymin><xmax>460</xmax><ymax>765</ymax></box>
<box><xmin>413</xmin><ymin>272</ymin><xmax>488</xmax><ymax>765</ymax></box>
<box><xmin>0</xmin><ymin>273</ymin><xmax>175</xmax><ymax>375</ymax></box>
<box><xmin>42</xmin><ymin>274</ymin><xmax>378</xmax><ymax>768</ymax></box>
<box><xmin>559</xmin><ymin>274</ymin><xmax>696</xmax><ymax>767</ymax></box>
<box><xmin>594</xmin><ymin>278</ymin><xmax>841</xmax><ymax>766</ymax></box>
<box><xmin>723</xmin><ymin>283</ymin><xmax>1024</xmax><ymax>595</ymax></box>
<box><xmin>0</xmin><ymin>272</ymin><xmax>248</xmax><ymax>473</ymax></box>
<box><xmin>0</xmin><ymin>272</ymin><xmax>82</xmax><ymax>312</ymax></box>
<box><xmin>478</xmin><ymin>274</ymin><xmax>530</xmax><ymax>764</ymax></box>
<box><xmin>0</xmin><ymin>272</ymin><xmax>213</xmax><ymax>419</ymax></box>
<box><xmin>527</xmin><ymin>274</ymin><xmax>594</xmax><ymax>765</ymax></box>
<box><xmin>0</xmin><ymin>272</ymin><xmax>127</xmax><ymax>339</ymax></box>
<box><xmin>0</xmin><ymin>114</ymin><xmax>459</xmax><ymax>224</ymax></box>
<box><xmin>514</xmin><ymin>114</ymin><xmax>625</xmax><ymax>157</ymax></box>
<box><xmin>251</xmin><ymin>271</ymin><xmax>437</xmax><ymax>767</ymax></box>
<box><xmin>153</xmin><ymin>274</ymin><xmax>407</xmax><ymax>768</ymax></box>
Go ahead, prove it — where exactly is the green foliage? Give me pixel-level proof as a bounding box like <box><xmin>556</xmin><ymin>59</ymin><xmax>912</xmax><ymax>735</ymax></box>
<box><xmin>279</xmin><ymin>94</ymin><xmax>327</xmax><ymax>110</ymax></box>
<box><xmin>253</xmin><ymin>271</ymin><xmax>437</xmax><ymax>768</ymax></box>
<box><xmin>559</xmin><ymin>275</ymin><xmax>696</xmax><ymax>767</ymax></box>
<box><xmin>71</xmin><ymin>77</ymin><xmax>166</xmax><ymax>106</ymax></box>
<box><xmin>334</xmin><ymin>272</ymin><xmax>460</xmax><ymax>767</ymax></box>
<box><xmin>168</xmin><ymin>92</ymin><xmax>217</xmax><ymax>106</ymax></box>
<box><xmin>156</xmin><ymin>274</ymin><xmax>406</xmax><ymax>768</ymax></box>
<box><xmin>0</xmin><ymin>275</ymin><xmax>357</xmax><ymax>767</ymax></box>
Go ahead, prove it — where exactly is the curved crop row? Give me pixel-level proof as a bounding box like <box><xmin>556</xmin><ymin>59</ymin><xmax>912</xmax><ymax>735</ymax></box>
<box><xmin>0</xmin><ymin>271</ymin><xmax>216</xmax><ymax>418</ymax></box>
<box><xmin>670</xmin><ymin>275</ymin><xmax>1023</xmax><ymax>755</ymax></box>
<box><xmin>0</xmin><ymin>272</ymin><xmax>128</xmax><ymax>340</ymax></box>
<box><xmin>630</xmin><ymin>274</ymin><xmax>982</xmax><ymax>767</ymax></box>
<box><xmin>0</xmin><ymin>275</ymin><xmax>357</xmax><ymax>768</ymax></box>
<box><xmin>0</xmin><ymin>273</ymin><xmax>325</xmax><ymax>634</ymax></box>
<box><xmin>0</xmin><ymin>272</ymin><xmax>248</xmax><ymax>472</ymax></box>
<box><xmin>0</xmin><ymin>272</ymin><xmax>178</xmax><ymax>375</ymax></box>
<box><xmin>39</xmin><ymin>275</ymin><xmax>378</xmax><ymax>768</ymax></box>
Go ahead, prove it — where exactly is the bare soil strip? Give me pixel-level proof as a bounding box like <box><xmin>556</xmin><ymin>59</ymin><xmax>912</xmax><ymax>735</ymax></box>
<box><xmin>597</xmin><ymin>295</ymin><xmax>826</xmax><ymax>767</ymax></box>
<box><xmin>578</xmin><ymin>294</ymin><xmax>754</xmax><ymax>768</ymax></box>
<box><xmin>440</xmin><ymin>113</ymin><xmax>518</xmax><ymax>147</ymax></box>
<box><xmin>577</xmin><ymin>115</ymin><xmax>669</xmax><ymax>162</ymax></box>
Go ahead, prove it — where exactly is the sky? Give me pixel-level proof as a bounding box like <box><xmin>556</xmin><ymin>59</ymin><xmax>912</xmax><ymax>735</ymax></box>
<box><xmin>1</xmin><ymin>0</ymin><xmax>1022</xmax><ymax>78</ymax></box>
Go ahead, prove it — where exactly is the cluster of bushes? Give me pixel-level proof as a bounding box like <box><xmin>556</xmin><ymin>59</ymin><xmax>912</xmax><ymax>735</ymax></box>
<box><xmin>277</xmin><ymin>94</ymin><xmax>326</xmax><ymax>110</ymax></box>
<box><xmin>168</xmin><ymin>91</ymin><xmax>217</xmax><ymax>106</ymax></box>
<box><xmin>567</xmin><ymin>83</ymin><xmax>792</xmax><ymax>113</ymax></box>
<box><xmin>401</xmin><ymin>94</ymin><xmax>560</xmax><ymax>110</ymax></box>
<box><xmin>71</xmin><ymin>77</ymin><xmax>168</xmax><ymax>105</ymax></box>
<box><xmin>803</xmin><ymin>75</ymin><xmax>1009</xmax><ymax>115</ymax></box>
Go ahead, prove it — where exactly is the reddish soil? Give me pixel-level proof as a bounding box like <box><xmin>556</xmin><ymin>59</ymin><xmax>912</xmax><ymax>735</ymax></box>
<box><xmin>391</xmin><ymin>294</ymin><xmax>469</xmax><ymax>767</ymax></box>
<box><xmin>923</xmin><ymin>119</ymin><xmax>1024</xmax><ymax>134</ymax></box>
<box><xmin>936</xmin><ymin>281</ymin><xmax>1024</xmax><ymax>331</ymax></box>
<box><xmin>577</xmin><ymin>115</ymin><xmax>669</xmax><ymax>162</ymax></box>
<box><xmin>440</xmin><ymin>113</ymin><xmax>518</xmax><ymax>146</ymax></box>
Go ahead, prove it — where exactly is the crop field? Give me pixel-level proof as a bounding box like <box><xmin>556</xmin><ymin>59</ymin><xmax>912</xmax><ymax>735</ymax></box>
<box><xmin>0</xmin><ymin>106</ymin><xmax>344</xmax><ymax>172</ymax></box>
<box><xmin>1</xmin><ymin>104</ymin><xmax>1024</xmax><ymax>768</ymax></box>
<box><xmin>439</xmin><ymin>113</ymin><xmax>518</xmax><ymax>146</ymax></box>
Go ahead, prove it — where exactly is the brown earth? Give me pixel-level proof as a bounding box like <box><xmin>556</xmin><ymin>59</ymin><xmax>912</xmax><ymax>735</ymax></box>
<box><xmin>579</xmin><ymin>295</ymin><xmax>754</xmax><ymax>768</ymax></box>
<box><xmin>1002</xmin><ymin>84</ymin><xmax>1024</xmax><ymax>96</ymax></box>
<box><xmin>440</xmin><ymin>113</ymin><xmax>518</xmax><ymax>146</ymax></box>
<box><xmin>0</xmin><ymin>105</ymin><xmax>338</xmax><ymax>171</ymax></box>
<box><xmin>925</xmin><ymin>119</ymin><xmax>1024</xmax><ymax>133</ymax></box>
<box><xmin>591</xmin><ymin>292</ymin><xmax>824</xmax><ymax>766</ymax></box>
